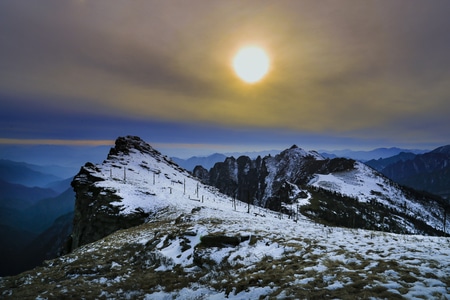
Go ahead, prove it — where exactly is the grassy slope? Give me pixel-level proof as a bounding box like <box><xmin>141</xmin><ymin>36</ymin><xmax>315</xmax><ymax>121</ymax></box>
<box><xmin>1</xmin><ymin>205</ymin><xmax>449</xmax><ymax>299</ymax></box>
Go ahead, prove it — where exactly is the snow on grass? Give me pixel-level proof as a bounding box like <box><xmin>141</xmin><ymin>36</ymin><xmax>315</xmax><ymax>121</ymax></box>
<box><xmin>2</xmin><ymin>143</ymin><xmax>449</xmax><ymax>299</ymax></box>
<box><xmin>309</xmin><ymin>161</ymin><xmax>448</xmax><ymax>231</ymax></box>
<box><xmin>309</xmin><ymin>162</ymin><xmax>400</xmax><ymax>204</ymax></box>
<box><xmin>1</xmin><ymin>189</ymin><xmax>450</xmax><ymax>298</ymax></box>
<box><xmin>71</xmin><ymin>148</ymin><xmax>450</xmax><ymax>298</ymax></box>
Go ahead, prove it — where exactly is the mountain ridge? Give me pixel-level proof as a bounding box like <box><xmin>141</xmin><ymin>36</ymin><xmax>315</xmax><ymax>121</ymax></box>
<box><xmin>0</xmin><ymin>159</ymin><xmax>64</xmax><ymax>188</ymax></box>
<box><xmin>65</xmin><ymin>135</ymin><xmax>448</xmax><ymax>254</ymax></box>
<box><xmin>1</xmin><ymin>136</ymin><xmax>449</xmax><ymax>299</ymax></box>
<box><xmin>320</xmin><ymin>147</ymin><xmax>428</xmax><ymax>161</ymax></box>
<box><xmin>366</xmin><ymin>145</ymin><xmax>450</xmax><ymax>199</ymax></box>
<box><xmin>197</xmin><ymin>144</ymin><xmax>448</xmax><ymax>235</ymax></box>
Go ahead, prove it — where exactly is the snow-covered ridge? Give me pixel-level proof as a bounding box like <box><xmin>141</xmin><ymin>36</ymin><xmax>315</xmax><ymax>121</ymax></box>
<box><xmin>262</xmin><ymin>145</ymin><xmax>324</xmax><ymax>205</ymax></box>
<box><xmin>71</xmin><ymin>135</ymin><xmax>448</xmax><ymax>245</ymax></box>
<box><xmin>205</xmin><ymin>141</ymin><xmax>448</xmax><ymax>235</ymax></box>
<box><xmin>308</xmin><ymin>161</ymin><xmax>448</xmax><ymax>233</ymax></box>
<box><xmin>70</xmin><ymin>136</ymin><xmax>264</xmax><ymax>250</ymax></box>
<box><xmin>281</xmin><ymin>144</ymin><xmax>325</xmax><ymax>161</ymax></box>
<box><xmin>74</xmin><ymin>136</ymin><xmax>241</xmax><ymax>218</ymax></box>
<box><xmin>2</xmin><ymin>136</ymin><xmax>450</xmax><ymax>299</ymax></box>
<box><xmin>3</xmin><ymin>171</ymin><xmax>450</xmax><ymax>298</ymax></box>
<box><xmin>309</xmin><ymin>162</ymin><xmax>403</xmax><ymax>204</ymax></box>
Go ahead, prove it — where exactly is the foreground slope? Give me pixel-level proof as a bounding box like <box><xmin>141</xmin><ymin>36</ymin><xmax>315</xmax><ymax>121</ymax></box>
<box><xmin>1</xmin><ymin>187</ymin><xmax>449</xmax><ymax>298</ymax></box>
<box><xmin>1</xmin><ymin>136</ymin><xmax>449</xmax><ymax>299</ymax></box>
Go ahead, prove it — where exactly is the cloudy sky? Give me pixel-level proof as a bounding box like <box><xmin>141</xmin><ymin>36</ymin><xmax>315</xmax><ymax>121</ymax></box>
<box><xmin>1</xmin><ymin>0</ymin><xmax>450</xmax><ymax>159</ymax></box>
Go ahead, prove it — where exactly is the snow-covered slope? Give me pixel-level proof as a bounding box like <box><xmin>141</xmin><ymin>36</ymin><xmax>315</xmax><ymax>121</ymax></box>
<box><xmin>263</xmin><ymin>145</ymin><xmax>324</xmax><ymax>204</ymax></box>
<box><xmin>309</xmin><ymin>161</ymin><xmax>448</xmax><ymax>233</ymax></box>
<box><xmin>69</xmin><ymin>136</ymin><xmax>232</xmax><ymax>251</ymax></box>
<box><xmin>1</xmin><ymin>136</ymin><xmax>450</xmax><ymax>299</ymax></box>
<box><xmin>206</xmin><ymin>144</ymin><xmax>448</xmax><ymax>235</ymax></box>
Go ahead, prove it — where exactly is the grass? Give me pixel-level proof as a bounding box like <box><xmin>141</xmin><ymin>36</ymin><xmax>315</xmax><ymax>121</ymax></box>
<box><xmin>1</xmin><ymin>214</ymin><xmax>449</xmax><ymax>299</ymax></box>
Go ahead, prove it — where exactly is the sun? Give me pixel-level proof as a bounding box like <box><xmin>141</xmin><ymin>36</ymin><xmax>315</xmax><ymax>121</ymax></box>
<box><xmin>232</xmin><ymin>46</ymin><xmax>270</xmax><ymax>84</ymax></box>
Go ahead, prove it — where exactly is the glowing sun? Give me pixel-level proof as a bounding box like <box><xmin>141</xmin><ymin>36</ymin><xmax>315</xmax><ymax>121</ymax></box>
<box><xmin>232</xmin><ymin>46</ymin><xmax>270</xmax><ymax>83</ymax></box>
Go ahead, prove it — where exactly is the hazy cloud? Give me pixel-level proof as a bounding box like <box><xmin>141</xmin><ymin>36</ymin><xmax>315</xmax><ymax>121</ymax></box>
<box><xmin>1</xmin><ymin>0</ymin><xmax>450</xmax><ymax>148</ymax></box>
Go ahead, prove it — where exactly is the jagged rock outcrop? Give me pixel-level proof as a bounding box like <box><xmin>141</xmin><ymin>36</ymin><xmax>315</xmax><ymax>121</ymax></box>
<box><xmin>208</xmin><ymin>155</ymin><xmax>268</xmax><ymax>206</ymax></box>
<box><xmin>192</xmin><ymin>165</ymin><xmax>209</xmax><ymax>184</ymax></box>
<box><xmin>204</xmin><ymin>145</ymin><xmax>354</xmax><ymax>210</ymax></box>
<box><xmin>69</xmin><ymin>163</ymin><xmax>147</xmax><ymax>252</ymax></box>
<box><xmin>68</xmin><ymin>136</ymin><xmax>163</xmax><ymax>252</ymax></box>
<box><xmin>196</xmin><ymin>145</ymin><xmax>449</xmax><ymax>235</ymax></box>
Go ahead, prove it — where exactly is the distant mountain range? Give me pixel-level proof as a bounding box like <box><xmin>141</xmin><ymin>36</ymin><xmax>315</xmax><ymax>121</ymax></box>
<box><xmin>0</xmin><ymin>144</ymin><xmax>110</xmax><ymax>170</ymax></box>
<box><xmin>173</xmin><ymin>147</ymin><xmax>429</xmax><ymax>172</ymax></box>
<box><xmin>174</xmin><ymin>145</ymin><xmax>450</xmax><ymax>203</ymax></box>
<box><xmin>172</xmin><ymin>153</ymin><xmax>227</xmax><ymax>172</ymax></box>
<box><xmin>0</xmin><ymin>160</ymin><xmax>76</xmax><ymax>276</ymax></box>
<box><xmin>172</xmin><ymin>150</ymin><xmax>281</xmax><ymax>172</ymax></box>
<box><xmin>0</xmin><ymin>159</ymin><xmax>63</xmax><ymax>187</ymax></box>
<box><xmin>366</xmin><ymin>145</ymin><xmax>450</xmax><ymax>199</ymax></box>
<box><xmin>319</xmin><ymin>147</ymin><xmax>428</xmax><ymax>161</ymax></box>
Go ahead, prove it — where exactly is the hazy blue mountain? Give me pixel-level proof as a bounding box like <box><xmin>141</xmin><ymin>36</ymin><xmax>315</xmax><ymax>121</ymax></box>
<box><xmin>0</xmin><ymin>211</ymin><xmax>74</xmax><ymax>277</ymax></box>
<box><xmin>224</xmin><ymin>149</ymin><xmax>282</xmax><ymax>159</ymax></box>
<box><xmin>172</xmin><ymin>153</ymin><xmax>227</xmax><ymax>171</ymax></box>
<box><xmin>0</xmin><ymin>185</ymin><xmax>74</xmax><ymax>232</ymax></box>
<box><xmin>321</xmin><ymin>147</ymin><xmax>428</xmax><ymax>161</ymax></box>
<box><xmin>173</xmin><ymin>150</ymin><xmax>282</xmax><ymax>172</ymax></box>
<box><xmin>0</xmin><ymin>159</ymin><xmax>63</xmax><ymax>187</ymax></box>
<box><xmin>365</xmin><ymin>152</ymin><xmax>418</xmax><ymax>172</ymax></box>
<box><xmin>0</xmin><ymin>188</ymin><xmax>75</xmax><ymax>276</ymax></box>
<box><xmin>379</xmin><ymin>145</ymin><xmax>450</xmax><ymax>199</ymax></box>
<box><xmin>27</xmin><ymin>164</ymin><xmax>77</xmax><ymax>179</ymax></box>
<box><xmin>45</xmin><ymin>177</ymin><xmax>74</xmax><ymax>194</ymax></box>
<box><xmin>0</xmin><ymin>179</ymin><xmax>58</xmax><ymax>209</ymax></box>
<box><xmin>0</xmin><ymin>144</ymin><xmax>111</xmax><ymax>170</ymax></box>
<box><xmin>0</xmin><ymin>224</ymin><xmax>38</xmax><ymax>277</ymax></box>
<box><xmin>23</xmin><ymin>187</ymin><xmax>75</xmax><ymax>233</ymax></box>
<box><xmin>0</xmin><ymin>159</ymin><xmax>76</xmax><ymax>277</ymax></box>
<box><xmin>21</xmin><ymin>212</ymin><xmax>74</xmax><ymax>275</ymax></box>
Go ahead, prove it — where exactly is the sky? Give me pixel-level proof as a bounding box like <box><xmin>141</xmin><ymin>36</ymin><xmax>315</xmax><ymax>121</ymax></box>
<box><xmin>1</xmin><ymin>0</ymin><xmax>450</xmax><ymax>162</ymax></box>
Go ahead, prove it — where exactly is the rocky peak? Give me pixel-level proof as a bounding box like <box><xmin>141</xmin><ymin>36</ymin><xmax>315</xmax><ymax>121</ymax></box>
<box><xmin>278</xmin><ymin>144</ymin><xmax>325</xmax><ymax>161</ymax></box>
<box><xmin>108</xmin><ymin>135</ymin><xmax>160</xmax><ymax>158</ymax></box>
<box><xmin>204</xmin><ymin>145</ymin><xmax>329</xmax><ymax>209</ymax></box>
<box><xmin>192</xmin><ymin>165</ymin><xmax>209</xmax><ymax>184</ymax></box>
<box><xmin>67</xmin><ymin>136</ymin><xmax>181</xmax><ymax>253</ymax></box>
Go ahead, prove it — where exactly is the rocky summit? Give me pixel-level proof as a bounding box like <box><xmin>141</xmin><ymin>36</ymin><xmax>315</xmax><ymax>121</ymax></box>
<box><xmin>1</xmin><ymin>136</ymin><xmax>449</xmax><ymax>299</ymax></box>
<box><xmin>201</xmin><ymin>145</ymin><xmax>449</xmax><ymax>236</ymax></box>
<box><xmin>67</xmin><ymin>135</ymin><xmax>189</xmax><ymax>252</ymax></box>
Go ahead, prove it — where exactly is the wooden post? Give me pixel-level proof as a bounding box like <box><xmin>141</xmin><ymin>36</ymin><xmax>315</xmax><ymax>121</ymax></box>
<box><xmin>247</xmin><ymin>190</ymin><xmax>250</xmax><ymax>214</ymax></box>
<box><xmin>444</xmin><ymin>206</ymin><xmax>447</xmax><ymax>235</ymax></box>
